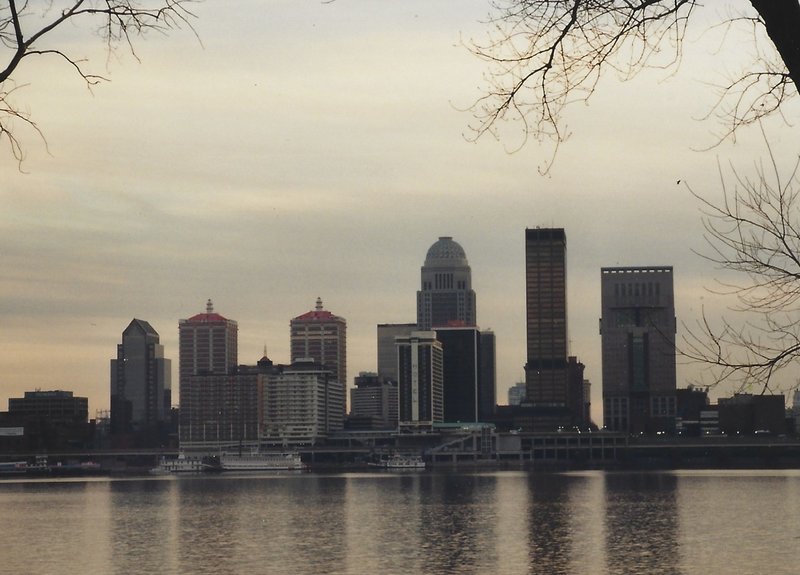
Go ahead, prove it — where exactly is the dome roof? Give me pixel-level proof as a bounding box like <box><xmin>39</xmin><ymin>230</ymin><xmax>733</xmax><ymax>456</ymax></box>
<box><xmin>424</xmin><ymin>236</ymin><xmax>468</xmax><ymax>267</ymax></box>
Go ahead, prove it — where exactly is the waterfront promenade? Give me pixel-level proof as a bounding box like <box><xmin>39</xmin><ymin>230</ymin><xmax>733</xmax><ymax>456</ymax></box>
<box><xmin>3</xmin><ymin>431</ymin><xmax>800</xmax><ymax>473</ymax></box>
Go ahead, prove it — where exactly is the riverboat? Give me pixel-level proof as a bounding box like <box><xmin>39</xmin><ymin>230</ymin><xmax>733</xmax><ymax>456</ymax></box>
<box><xmin>0</xmin><ymin>461</ymin><xmax>28</xmax><ymax>475</ymax></box>
<box><xmin>150</xmin><ymin>453</ymin><xmax>211</xmax><ymax>474</ymax></box>
<box><xmin>370</xmin><ymin>454</ymin><xmax>426</xmax><ymax>470</ymax></box>
<box><xmin>218</xmin><ymin>451</ymin><xmax>305</xmax><ymax>472</ymax></box>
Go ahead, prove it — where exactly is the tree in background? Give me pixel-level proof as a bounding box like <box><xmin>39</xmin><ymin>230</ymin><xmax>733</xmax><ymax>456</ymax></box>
<box><xmin>0</xmin><ymin>0</ymin><xmax>197</xmax><ymax>165</ymax></box>
<box><xmin>468</xmin><ymin>1</ymin><xmax>800</xmax><ymax>392</ymax></box>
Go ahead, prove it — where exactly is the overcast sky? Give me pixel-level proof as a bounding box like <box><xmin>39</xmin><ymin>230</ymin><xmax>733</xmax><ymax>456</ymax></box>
<box><xmin>2</xmin><ymin>1</ymin><xmax>799</xmax><ymax>423</ymax></box>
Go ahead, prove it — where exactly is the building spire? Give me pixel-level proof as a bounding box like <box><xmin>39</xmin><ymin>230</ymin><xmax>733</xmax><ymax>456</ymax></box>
<box><xmin>206</xmin><ymin>298</ymin><xmax>214</xmax><ymax>314</ymax></box>
<box><xmin>316</xmin><ymin>296</ymin><xmax>323</xmax><ymax>312</ymax></box>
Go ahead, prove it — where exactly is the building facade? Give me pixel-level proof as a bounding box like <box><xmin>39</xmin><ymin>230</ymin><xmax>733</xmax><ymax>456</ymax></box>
<box><xmin>524</xmin><ymin>228</ymin><xmax>569</xmax><ymax>408</ymax></box>
<box><xmin>416</xmin><ymin>236</ymin><xmax>476</xmax><ymax>330</ymax></box>
<box><xmin>6</xmin><ymin>390</ymin><xmax>92</xmax><ymax>451</ymax></box>
<box><xmin>600</xmin><ymin>266</ymin><xmax>676</xmax><ymax>433</ymax></box>
<box><xmin>396</xmin><ymin>331</ymin><xmax>443</xmax><ymax>427</ymax></box>
<box><xmin>508</xmin><ymin>382</ymin><xmax>527</xmax><ymax>406</ymax></box>
<box><xmin>567</xmin><ymin>356</ymin><xmax>590</xmax><ymax>428</ymax></box>
<box><xmin>349</xmin><ymin>372</ymin><xmax>399</xmax><ymax>429</ymax></box>
<box><xmin>290</xmin><ymin>298</ymin><xmax>347</xmax><ymax>410</ymax></box>
<box><xmin>110</xmin><ymin>318</ymin><xmax>171</xmax><ymax>446</ymax></box>
<box><xmin>9</xmin><ymin>390</ymin><xmax>89</xmax><ymax>424</ymax></box>
<box><xmin>377</xmin><ymin>323</ymin><xmax>417</xmax><ymax>382</ymax></box>
<box><xmin>178</xmin><ymin>300</ymin><xmax>238</xmax><ymax>443</ymax></box>
<box><xmin>181</xmin><ymin>369</ymin><xmax>261</xmax><ymax>448</ymax></box>
<box><xmin>718</xmin><ymin>393</ymin><xmax>786</xmax><ymax>435</ymax></box>
<box><xmin>261</xmin><ymin>359</ymin><xmax>345</xmax><ymax>445</ymax></box>
<box><xmin>436</xmin><ymin>326</ymin><xmax>482</xmax><ymax>423</ymax></box>
<box><xmin>479</xmin><ymin>329</ymin><xmax>497</xmax><ymax>420</ymax></box>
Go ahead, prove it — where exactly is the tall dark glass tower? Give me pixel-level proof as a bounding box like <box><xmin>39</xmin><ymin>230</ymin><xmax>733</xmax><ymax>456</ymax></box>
<box><xmin>416</xmin><ymin>236</ymin><xmax>476</xmax><ymax>329</ymax></box>
<box><xmin>110</xmin><ymin>319</ymin><xmax>171</xmax><ymax>446</ymax></box>
<box><xmin>524</xmin><ymin>228</ymin><xmax>568</xmax><ymax>407</ymax></box>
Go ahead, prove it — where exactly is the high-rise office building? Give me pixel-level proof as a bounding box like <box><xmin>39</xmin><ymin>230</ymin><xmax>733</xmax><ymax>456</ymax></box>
<box><xmin>396</xmin><ymin>331</ymin><xmax>443</xmax><ymax>427</ymax></box>
<box><xmin>377</xmin><ymin>323</ymin><xmax>416</xmax><ymax>382</ymax></box>
<box><xmin>178</xmin><ymin>299</ymin><xmax>238</xmax><ymax>443</ymax></box>
<box><xmin>110</xmin><ymin>319</ymin><xmax>171</xmax><ymax>445</ymax></box>
<box><xmin>600</xmin><ymin>266</ymin><xmax>676</xmax><ymax>433</ymax></box>
<box><xmin>433</xmin><ymin>327</ymin><xmax>496</xmax><ymax>423</ymax></box>
<box><xmin>290</xmin><ymin>297</ymin><xmax>347</xmax><ymax>391</ymax></box>
<box><xmin>417</xmin><ymin>236</ymin><xmax>476</xmax><ymax>330</ymax></box>
<box><xmin>524</xmin><ymin>228</ymin><xmax>569</xmax><ymax>407</ymax></box>
<box><xmin>436</xmin><ymin>326</ymin><xmax>481</xmax><ymax>423</ymax></box>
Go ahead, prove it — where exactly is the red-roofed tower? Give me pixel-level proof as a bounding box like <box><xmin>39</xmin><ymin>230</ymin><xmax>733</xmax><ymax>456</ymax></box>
<box><xmin>178</xmin><ymin>299</ymin><xmax>238</xmax><ymax>443</ymax></box>
<box><xmin>290</xmin><ymin>297</ymin><xmax>347</xmax><ymax>396</ymax></box>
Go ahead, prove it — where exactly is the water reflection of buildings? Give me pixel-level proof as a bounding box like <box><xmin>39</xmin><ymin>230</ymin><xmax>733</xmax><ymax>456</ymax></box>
<box><xmin>527</xmin><ymin>476</ymin><xmax>574</xmax><ymax>575</ymax></box>
<box><xmin>603</xmin><ymin>473</ymin><xmax>679</xmax><ymax>575</ymax></box>
<box><xmin>525</xmin><ymin>474</ymin><xmax>608</xmax><ymax>575</ymax></box>
<box><xmin>108</xmin><ymin>481</ymin><xmax>179</xmax><ymax>574</ymax></box>
<box><xmin>418</xmin><ymin>474</ymin><xmax>489</xmax><ymax>574</ymax></box>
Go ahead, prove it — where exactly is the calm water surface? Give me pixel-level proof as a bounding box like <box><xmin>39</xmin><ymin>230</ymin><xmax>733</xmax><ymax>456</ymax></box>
<box><xmin>1</xmin><ymin>469</ymin><xmax>798</xmax><ymax>575</ymax></box>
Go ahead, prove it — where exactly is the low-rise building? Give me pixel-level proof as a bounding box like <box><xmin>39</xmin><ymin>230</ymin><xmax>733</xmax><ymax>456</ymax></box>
<box><xmin>349</xmin><ymin>372</ymin><xmax>398</xmax><ymax>430</ymax></box>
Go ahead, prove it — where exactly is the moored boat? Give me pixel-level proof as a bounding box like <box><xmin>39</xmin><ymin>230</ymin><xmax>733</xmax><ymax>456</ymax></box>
<box><xmin>0</xmin><ymin>461</ymin><xmax>28</xmax><ymax>475</ymax></box>
<box><xmin>370</xmin><ymin>454</ymin><xmax>426</xmax><ymax>470</ymax></box>
<box><xmin>218</xmin><ymin>450</ymin><xmax>305</xmax><ymax>472</ymax></box>
<box><xmin>150</xmin><ymin>453</ymin><xmax>211</xmax><ymax>474</ymax></box>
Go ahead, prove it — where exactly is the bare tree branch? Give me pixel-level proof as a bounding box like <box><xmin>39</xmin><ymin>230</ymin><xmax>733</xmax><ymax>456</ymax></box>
<box><xmin>468</xmin><ymin>0</ymin><xmax>800</xmax><ymax>165</ymax></box>
<box><xmin>0</xmin><ymin>0</ymin><xmax>199</xmax><ymax>166</ymax></box>
<box><xmin>682</xmin><ymin>127</ymin><xmax>800</xmax><ymax>393</ymax></box>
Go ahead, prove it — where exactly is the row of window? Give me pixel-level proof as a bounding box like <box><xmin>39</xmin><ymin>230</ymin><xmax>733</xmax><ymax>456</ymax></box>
<box><xmin>612</xmin><ymin>281</ymin><xmax>663</xmax><ymax>299</ymax></box>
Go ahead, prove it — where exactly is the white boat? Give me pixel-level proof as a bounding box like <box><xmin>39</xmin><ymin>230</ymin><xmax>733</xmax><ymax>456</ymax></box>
<box><xmin>150</xmin><ymin>453</ymin><xmax>210</xmax><ymax>474</ymax></box>
<box><xmin>218</xmin><ymin>451</ymin><xmax>305</xmax><ymax>471</ymax></box>
<box><xmin>371</xmin><ymin>454</ymin><xmax>426</xmax><ymax>470</ymax></box>
<box><xmin>0</xmin><ymin>461</ymin><xmax>28</xmax><ymax>475</ymax></box>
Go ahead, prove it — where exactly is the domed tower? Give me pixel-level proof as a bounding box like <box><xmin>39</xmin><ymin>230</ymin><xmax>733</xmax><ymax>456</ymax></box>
<box><xmin>416</xmin><ymin>236</ymin><xmax>476</xmax><ymax>330</ymax></box>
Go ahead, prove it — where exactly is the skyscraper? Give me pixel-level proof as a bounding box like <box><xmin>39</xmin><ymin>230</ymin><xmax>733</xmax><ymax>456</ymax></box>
<box><xmin>290</xmin><ymin>297</ymin><xmax>347</xmax><ymax>390</ymax></box>
<box><xmin>436</xmin><ymin>326</ymin><xmax>481</xmax><ymax>423</ymax></box>
<box><xmin>600</xmin><ymin>266</ymin><xmax>676</xmax><ymax>433</ymax></box>
<box><xmin>524</xmin><ymin>228</ymin><xmax>569</xmax><ymax>407</ymax></box>
<box><xmin>178</xmin><ymin>299</ymin><xmax>238</xmax><ymax>443</ymax></box>
<box><xmin>396</xmin><ymin>331</ymin><xmax>443</xmax><ymax>428</ymax></box>
<box><xmin>110</xmin><ymin>319</ymin><xmax>171</xmax><ymax>446</ymax></box>
<box><xmin>417</xmin><ymin>236</ymin><xmax>476</xmax><ymax>330</ymax></box>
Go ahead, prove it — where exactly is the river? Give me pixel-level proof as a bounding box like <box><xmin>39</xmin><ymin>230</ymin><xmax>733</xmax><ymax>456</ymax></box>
<box><xmin>1</xmin><ymin>469</ymin><xmax>798</xmax><ymax>574</ymax></box>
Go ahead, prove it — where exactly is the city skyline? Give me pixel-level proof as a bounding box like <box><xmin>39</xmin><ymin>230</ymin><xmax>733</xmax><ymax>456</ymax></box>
<box><xmin>3</xmin><ymin>1</ymin><xmax>800</xmax><ymax>425</ymax></box>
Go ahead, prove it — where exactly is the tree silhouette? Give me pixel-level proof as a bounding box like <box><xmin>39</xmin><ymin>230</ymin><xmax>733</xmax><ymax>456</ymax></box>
<box><xmin>0</xmin><ymin>0</ymin><xmax>197</xmax><ymax>165</ymax></box>
<box><xmin>683</xmin><ymin>133</ymin><xmax>800</xmax><ymax>393</ymax></box>
<box><xmin>468</xmin><ymin>1</ymin><xmax>799</xmax><ymax>162</ymax></box>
